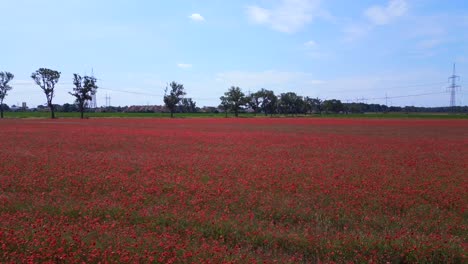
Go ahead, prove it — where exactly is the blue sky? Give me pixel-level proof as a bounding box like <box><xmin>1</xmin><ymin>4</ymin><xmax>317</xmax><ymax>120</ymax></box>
<box><xmin>1</xmin><ymin>0</ymin><xmax>467</xmax><ymax>107</ymax></box>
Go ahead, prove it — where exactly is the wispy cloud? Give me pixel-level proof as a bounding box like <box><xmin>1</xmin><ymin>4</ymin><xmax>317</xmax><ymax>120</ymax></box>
<box><xmin>302</xmin><ymin>40</ymin><xmax>327</xmax><ymax>58</ymax></box>
<box><xmin>417</xmin><ymin>38</ymin><xmax>444</xmax><ymax>50</ymax></box>
<box><xmin>177</xmin><ymin>63</ymin><xmax>192</xmax><ymax>69</ymax></box>
<box><xmin>402</xmin><ymin>15</ymin><xmax>453</xmax><ymax>58</ymax></box>
<box><xmin>304</xmin><ymin>40</ymin><xmax>317</xmax><ymax>47</ymax></box>
<box><xmin>343</xmin><ymin>23</ymin><xmax>372</xmax><ymax>42</ymax></box>
<box><xmin>365</xmin><ymin>0</ymin><xmax>408</xmax><ymax>25</ymax></box>
<box><xmin>189</xmin><ymin>13</ymin><xmax>205</xmax><ymax>22</ymax></box>
<box><xmin>246</xmin><ymin>0</ymin><xmax>323</xmax><ymax>33</ymax></box>
<box><xmin>344</xmin><ymin>0</ymin><xmax>408</xmax><ymax>41</ymax></box>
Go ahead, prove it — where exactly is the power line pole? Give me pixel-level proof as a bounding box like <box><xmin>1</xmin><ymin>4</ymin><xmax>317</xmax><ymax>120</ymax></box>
<box><xmin>90</xmin><ymin>68</ymin><xmax>97</xmax><ymax>109</ymax></box>
<box><xmin>105</xmin><ymin>93</ymin><xmax>111</xmax><ymax>107</ymax></box>
<box><xmin>448</xmin><ymin>63</ymin><xmax>461</xmax><ymax>107</ymax></box>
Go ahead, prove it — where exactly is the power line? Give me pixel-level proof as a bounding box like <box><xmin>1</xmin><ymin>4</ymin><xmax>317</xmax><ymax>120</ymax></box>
<box><xmin>370</xmin><ymin>91</ymin><xmax>446</xmax><ymax>100</ymax></box>
<box><xmin>326</xmin><ymin>81</ymin><xmax>447</xmax><ymax>94</ymax></box>
<box><xmin>344</xmin><ymin>91</ymin><xmax>447</xmax><ymax>104</ymax></box>
<box><xmin>7</xmin><ymin>79</ymin><xmax>463</xmax><ymax>106</ymax></box>
<box><xmin>99</xmin><ymin>87</ymin><xmax>163</xmax><ymax>97</ymax></box>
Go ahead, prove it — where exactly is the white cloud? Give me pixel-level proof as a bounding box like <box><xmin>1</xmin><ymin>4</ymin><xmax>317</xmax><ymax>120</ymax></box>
<box><xmin>247</xmin><ymin>6</ymin><xmax>270</xmax><ymax>24</ymax></box>
<box><xmin>343</xmin><ymin>0</ymin><xmax>408</xmax><ymax>41</ymax></box>
<box><xmin>177</xmin><ymin>63</ymin><xmax>192</xmax><ymax>69</ymax></box>
<box><xmin>189</xmin><ymin>13</ymin><xmax>205</xmax><ymax>22</ymax></box>
<box><xmin>303</xmin><ymin>40</ymin><xmax>327</xmax><ymax>58</ymax></box>
<box><xmin>246</xmin><ymin>0</ymin><xmax>322</xmax><ymax>33</ymax></box>
<box><xmin>365</xmin><ymin>0</ymin><xmax>408</xmax><ymax>26</ymax></box>
<box><xmin>304</xmin><ymin>40</ymin><xmax>317</xmax><ymax>47</ymax></box>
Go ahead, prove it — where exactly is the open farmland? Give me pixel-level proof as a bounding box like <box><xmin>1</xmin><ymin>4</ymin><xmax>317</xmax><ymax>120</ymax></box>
<box><xmin>0</xmin><ymin>118</ymin><xmax>466</xmax><ymax>263</ymax></box>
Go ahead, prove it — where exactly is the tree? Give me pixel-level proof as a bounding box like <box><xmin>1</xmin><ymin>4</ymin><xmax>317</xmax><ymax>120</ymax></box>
<box><xmin>219</xmin><ymin>96</ymin><xmax>230</xmax><ymax>118</ymax></box>
<box><xmin>164</xmin><ymin>81</ymin><xmax>186</xmax><ymax>118</ymax></box>
<box><xmin>31</xmin><ymin>68</ymin><xmax>61</xmax><ymax>119</ymax></box>
<box><xmin>0</xmin><ymin>71</ymin><xmax>14</xmax><ymax>118</ymax></box>
<box><xmin>222</xmin><ymin>86</ymin><xmax>246</xmax><ymax>117</ymax></box>
<box><xmin>278</xmin><ymin>92</ymin><xmax>304</xmax><ymax>115</ymax></box>
<box><xmin>178</xmin><ymin>98</ymin><xmax>197</xmax><ymax>113</ymax></box>
<box><xmin>304</xmin><ymin>97</ymin><xmax>322</xmax><ymax>114</ymax></box>
<box><xmin>62</xmin><ymin>103</ymin><xmax>78</xmax><ymax>113</ymax></box>
<box><xmin>322</xmin><ymin>99</ymin><xmax>344</xmax><ymax>114</ymax></box>
<box><xmin>0</xmin><ymin>104</ymin><xmax>9</xmax><ymax>112</ymax></box>
<box><xmin>69</xmin><ymin>74</ymin><xmax>98</xmax><ymax>119</ymax></box>
<box><xmin>257</xmin><ymin>89</ymin><xmax>277</xmax><ymax>116</ymax></box>
<box><xmin>246</xmin><ymin>92</ymin><xmax>261</xmax><ymax>115</ymax></box>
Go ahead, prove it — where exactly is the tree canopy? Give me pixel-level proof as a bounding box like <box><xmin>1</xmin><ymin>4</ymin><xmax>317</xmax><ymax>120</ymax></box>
<box><xmin>222</xmin><ymin>86</ymin><xmax>246</xmax><ymax>117</ymax></box>
<box><xmin>70</xmin><ymin>74</ymin><xmax>98</xmax><ymax>119</ymax></box>
<box><xmin>0</xmin><ymin>71</ymin><xmax>14</xmax><ymax>118</ymax></box>
<box><xmin>164</xmin><ymin>81</ymin><xmax>186</xmax><ymax>118</ymax></box>
<box><xmin>31</xmin><ymin>68</ymin><xmax>61</xmax><ymax>119</ymax></box>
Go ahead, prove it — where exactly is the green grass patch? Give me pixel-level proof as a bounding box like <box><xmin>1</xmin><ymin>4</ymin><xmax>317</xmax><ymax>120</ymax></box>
<box><xmin>3</xmin><ymin>111</ymin><xmax>468</xmax><ymax>119</ymax></box>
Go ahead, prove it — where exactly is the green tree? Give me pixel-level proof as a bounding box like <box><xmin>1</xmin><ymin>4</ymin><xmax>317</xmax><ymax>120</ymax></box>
<box><xmin>0</xmin><ymin>71</ymin><xmax>14</xmax><ymax>118</ymax></box>
<box><xmin>69</xmin><ymin>74</ymin><xmax>98</xmax><ymax>119</ymax></box>
<box><xmin>322</xmin><ymin>99</ymin><xmax>344</xmax><ymax>114</ymax></box>
<box><xmin>257</xmin><ymin>89</ymin><xmax>277</xmax><ymax>116</ymax></box>
<box><xmin>246</xmin><ymin>92</ymin><xmax>261</xmax><ymax>115</ymax></box>
<box><xmin>222</xmin><ymin>86</ymin><xmax>246</xmax><ymax>117</ymax></box>
<box><xmin>179</xmin><ymin>98</ymin><xmax>197</xmax><ymax>113</ymax></box>
<box><xmin>304</xmin><ymin>97</ymin><xmax>322</xmax><ymax>114</ymax></box>
<box><xmin>31</xmin><ymin>68</ymin><xmax>61</xmax><ymax>119</ymax></box>
<box><xmin>164</xmin><ymin>81</ymin><xmax>186</xmax><ymax>118</ymax></box>
<box><xmin>278</xmin><ymin>92</ymin><xmax>304</xmax><ymax>115</ymax></box>
<box><xmin>219</xmin><ymin>96</ymin><xmax>230</xmax><ymax>118</ymax></box>
<box><xmin>62</xmin><ymin>103</ymin><xmax>78</xmax><ymax>113</ymax></box>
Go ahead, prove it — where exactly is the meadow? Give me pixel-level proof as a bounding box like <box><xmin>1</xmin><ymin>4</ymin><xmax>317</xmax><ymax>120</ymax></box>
<box><xmin>0</xmin><ymin>118</ymin><xmax>466</xmax><ymax>263</ymax></box>
<box><xmin>3</xmin><ymin>111</ymin><xmax>468</xmax><ymax>119</ymax></box>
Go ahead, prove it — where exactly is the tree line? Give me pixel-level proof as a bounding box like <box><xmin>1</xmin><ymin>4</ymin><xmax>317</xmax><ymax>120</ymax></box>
<box><xmin>1</xmin><ymin>69</ymin><xmax>467</xmax><ymax>119</ymax></box>
<box><xmin>1</xmin><ymin>68</ymin><xmax>97</xmax><ymax>119</ymax></box>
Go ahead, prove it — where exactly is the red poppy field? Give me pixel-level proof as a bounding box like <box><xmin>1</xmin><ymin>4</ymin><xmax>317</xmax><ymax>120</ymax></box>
<box><xmin>0</xmin><ymin>118</ymin><xmax>466</xmax><ymax>263</ymax></box>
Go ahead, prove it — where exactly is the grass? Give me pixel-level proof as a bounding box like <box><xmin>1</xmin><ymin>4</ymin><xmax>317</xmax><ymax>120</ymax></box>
<box><xmin>3</xmin><ymin>111</ymin><xmax>468</xmax><ymax>119</ymax></box>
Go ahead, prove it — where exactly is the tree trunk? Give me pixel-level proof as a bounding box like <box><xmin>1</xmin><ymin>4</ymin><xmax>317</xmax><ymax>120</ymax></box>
<box><xmin>0</xmin><ymin>102</ymin><xmax>3</xmax><ymax>118</ymax></box>
<box><xmin>80</xmin><ymin>110</ymin><xmax>84</xmax><ymax>119</ymax></box>
<box><xmin>170</xmin><ymin>111</ymin><xmax>174</xmax><ymax>118</ymax></box>
<box><xmin>49</xmin><ymin>102</ymin><xmax>55</xmax><ymax>119</ymax></box>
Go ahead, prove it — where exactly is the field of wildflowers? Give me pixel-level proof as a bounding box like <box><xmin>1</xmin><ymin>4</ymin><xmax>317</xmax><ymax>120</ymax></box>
<box><xmin>0</xmin><ymin>118</ymin><xmax>466</xmax><ymax>263</ymax></box>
